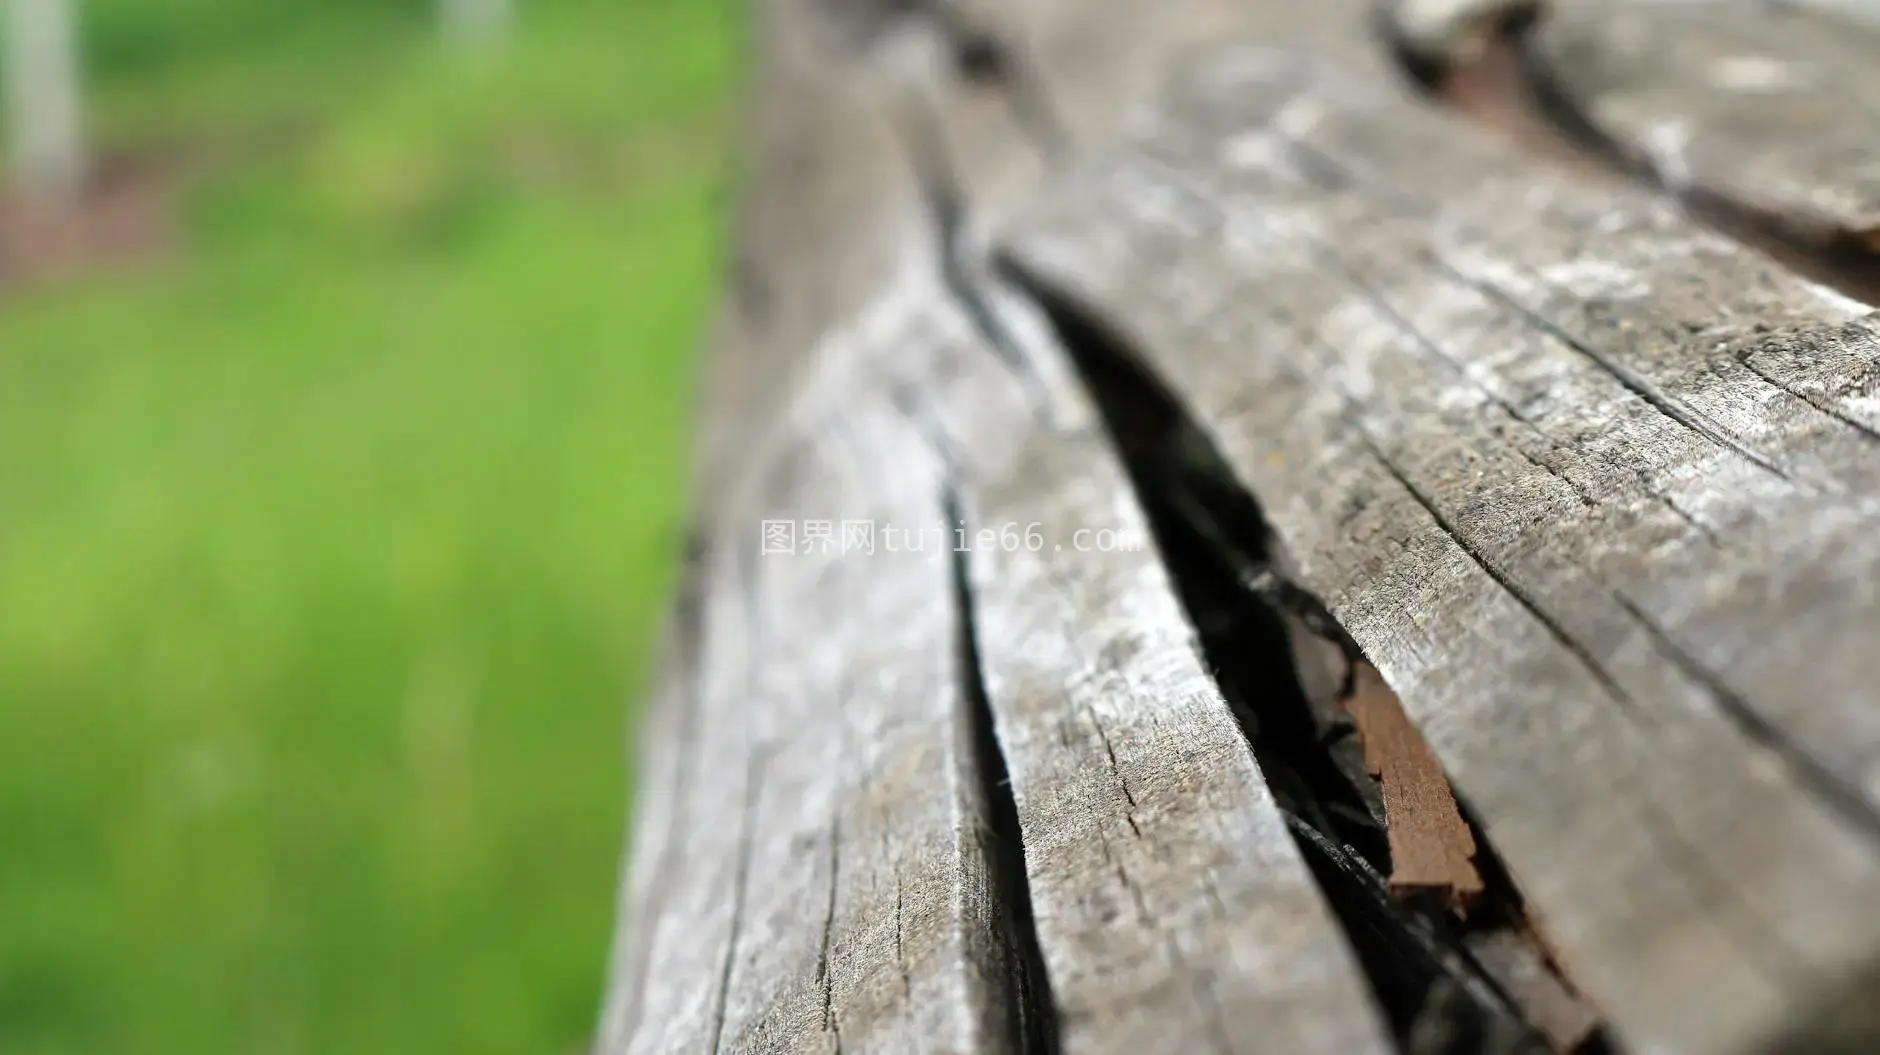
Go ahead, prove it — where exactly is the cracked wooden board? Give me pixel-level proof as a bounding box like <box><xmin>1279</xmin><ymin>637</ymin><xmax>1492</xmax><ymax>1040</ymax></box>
<box><xmin>1524</xmin><ymin>0</ymin><xmax>1880</xmax><ymax>236</ymax></box>
<box><xmin>927</xmin><ymin>349</ymin><xmax>1395</xmax><ymax>1054</ymax></box>
<box><xmin>609</xmin><ymin>4</ymin><xmax>1397</xmax><ymax>1050</ymax></box>
<box><xmin>707</xmin><ymin>387</ymin><xmax>1016</xmax><ymax>1055</ymax></box>
<box><xmin>608</xmin><ymin>274</ymin><xmax>1047</xmax><ymax>1055</ymax></box>
<box><xmin>612</xmin><ymin>2</ymin><xmax>1044</xmax><ymax>1049</ymax></box>
<box><xmin>890</xmin><ymin>47</ymin><xmax>1399</xmax><ymax>1051</ymax></box>
<box><xmin>612</xmin><ymin>259</ymin><xmax>1400</xmax><ymax>1055</ymax></box>
<box><xmin>1001</xmin><ymin>44</ymin><xmax>1880</xmax><ymax>1054</ymax></box>
<box><xmin>619</xmin><ymin>0</ymin><xmax>1880</xmax><ymax>1051</ymax></box>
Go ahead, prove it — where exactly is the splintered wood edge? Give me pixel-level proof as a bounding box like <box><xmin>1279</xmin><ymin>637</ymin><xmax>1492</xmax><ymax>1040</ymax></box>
<box><xmin>1343</xmin><ymin>662</ymin><xmax>1485</xmax><ymax>914</ymax></box>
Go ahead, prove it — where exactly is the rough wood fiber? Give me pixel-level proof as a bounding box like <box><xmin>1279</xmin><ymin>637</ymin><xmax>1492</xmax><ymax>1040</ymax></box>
<box><xmin>611</xmin><ymin>4</ymin><xmax>1397</xmax><ymax>1051</ymax></box>
<box><xmin>1343</xmin><ymin>663</ymin><xmax>1484</xmax><ymax>911</ymax></box>
<box><xmin>601</xmin><ymin>521</ymin><xmax>767</xmax><ymax>1054</ymax></box>
<box><xmin>1529</xmin><ymin>0</ymin><xmax>1880</xmax><ymax>235</ymax></box>
<box><xmin>611</xmin><ymin>265</ymin><xmax>1050</xmax><ymax>1055</ymax></box>
<box><xmin>922</xmin><ymin>342</ymin><xmax>1394</xmax><ymax>1054</ymax></box>
<box><xmin>615</xmin><ymin>255</ymin><xmax>1397</xmax><ymax>1055</ymax></box>
<box><xmin>708</xmin><ymin>392</ymin><xmax>1005</xmax><ymax>1055</ymax></box>
<box><xmin>625</xmin><ymin>0</ymin><xmax>1880</xmax><ymax>1051</ymax></box>
<box><xmin>609</xmin><ymin>2</ymin><xmax>1039</xmax><ymax>1050</ymax></box>
<box><xmin>911</xmin><ymin>48</ymin><xmax>1404</xmax><ymax>1051</ymax></box>
<box><xmin>1003</xmin><ymin>45</ymin><xmax>1880</xmax><ymax>1054</ymax></box>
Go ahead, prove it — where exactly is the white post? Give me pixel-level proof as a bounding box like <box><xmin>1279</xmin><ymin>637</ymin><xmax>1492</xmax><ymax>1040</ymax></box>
<box><xmin>439</xmin><ymin>0</ymin><xmax>511</xmax><ymax>44</ymax></box>
<box><xmin>4</xmin><ymin>0</ymin><xmax>87</xmax><ymax>204</ymax></box>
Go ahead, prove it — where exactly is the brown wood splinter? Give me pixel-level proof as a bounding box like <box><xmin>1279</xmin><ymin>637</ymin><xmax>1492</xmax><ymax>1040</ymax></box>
<box><xmin>1343</xmin><ymin>661</ymin><xmax>1485</xmax><ymax>914</ymax></box>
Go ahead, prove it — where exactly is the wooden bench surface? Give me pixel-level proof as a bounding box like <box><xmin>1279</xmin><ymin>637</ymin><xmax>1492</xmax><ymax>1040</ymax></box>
<box><xmin>603</xmin><ymin>2</ymin><xmax>1880</xmax><ymax>1053</ymax></box>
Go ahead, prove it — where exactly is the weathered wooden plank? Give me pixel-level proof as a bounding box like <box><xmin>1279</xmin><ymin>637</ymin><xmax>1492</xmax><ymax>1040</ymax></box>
<box><xmin>621</xmin><ymin>258</ymin><xmax>1403</xmax><ymax>1055</ymax></box>
<box><xmin>612</xmin><ymin>1</ymin><xmax>1050</xmax><ymax>1049</ymax></box>
<box><xmin>917</xmin><ymin>340</ymin><xmax>1395</xmax><ymax>1053</ymax></box>
<box><xmin>615</xmin><ymin>269</ymin><xmax>1052</xmax><ymax>1055</ymax></box>
<box><xmin>949</xmin><ymin>0</ymin><xmax>1375</xmax><ymax>154</ymax></box>
<box><xmin>956</xmin><ymin>451</ymin><xmax>1395</xmax><ymax>1054</ymax></box>
<box><xmin>693</xmin><ymin>0</ymin><xmax>950</xmax><ymax>512</ymax></box>
<box><xmin>616</xmin><ymin>6</ymin><xmax>1401</xmax><ymax>1047</ymax></box>
<box><xmin>951</xmin><ymin>7</ymin><xmax>1616</xmax><ymax>1047</ymax></box>
<box><xmin>1002</xmin><ymin>44</ymin><xmax>1880</xmax><ymax>1054</ymax></box>
<box><xmin>710</xmin><ymin>386</ymin><xmax>1011</xmax><ymax>1055</ymax></box>
<box><xmin>1525</xmin><ymin>0</ymin><xmax>1880</xmax><ymax>235</ymax></box>
<box><xmin>634</xmin><ymin>0</ymin><xmax>1880</xmax><ymax>1049</ymax></box>
<box><xmin>906</xmin><ymin>63</ymin><xmax>1401</xmax><ymax>1052</ymax></box>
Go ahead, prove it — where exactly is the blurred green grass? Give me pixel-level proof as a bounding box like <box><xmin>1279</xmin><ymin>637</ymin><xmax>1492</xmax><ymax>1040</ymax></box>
<box><xmin>0</xmin><ymin>1</ymin><xmax>735</xmax><ymax>1051</ymax></box>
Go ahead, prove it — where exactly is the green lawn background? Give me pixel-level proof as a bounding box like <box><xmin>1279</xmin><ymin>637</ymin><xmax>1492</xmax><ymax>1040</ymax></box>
<box><xmin>0</xmin><ymin>1</ymin><xmax>733</xmax><ymax>1050</ymax></box>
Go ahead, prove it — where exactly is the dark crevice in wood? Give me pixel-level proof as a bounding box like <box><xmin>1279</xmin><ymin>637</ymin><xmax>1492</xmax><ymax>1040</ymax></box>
<box><xmin>1381</xmin><ymin>0</ymin><xmax>1880</xmax><ymax>307</ymax></box>
<box><xmin>1201</xmin><ymin>112</ymin><xmax>1880</xmax><ymax>846</ymax></box>
<box><xmin>996</xmin><ymin>257</ymin><xmax>1615</xmax><ymax>1055</ymax></box>
<box><xmin>944</xmin><ymin>485</ymin><xmax>1064</xmax><ymax>1055</ymax></box>
<box><xmin>815</xmin><ymin>816</ymin><xmax>843</xmax><ymax>1046</ymax></box>
<box><xmin>924</xmin><ymin>3</ymin><xmax>1069</xmax><ymax>156</ymax></box>
<box><xmin>893</xmin><ymin>95</ymin><xmax>1055</xmax><ymax>407</ymax></box>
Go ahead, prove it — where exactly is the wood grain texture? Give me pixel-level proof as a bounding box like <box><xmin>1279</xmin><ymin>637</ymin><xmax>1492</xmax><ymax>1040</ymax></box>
<box><xmin>913</xmin><ymin>56</ymin><xmax>1399</xmax><ymax>1052</ymax></box>
<box><xmin>610</xmin><ymin>266</ymin><xmax>1044</xmax><ymax>1055</ymax></box>
<box><xmin>921</xmin><ymin>341</ymin><xmax>1395</xmax><ymax>1055</ymax></box>
<box><xmin>611</xmin><ymin>2</ymin><xmax>1045</xmax><ymax>1048</ymax></box>
<box><xmin>612</xmin><ymin>7</ymin><xmax>1397</xmax><ymax>1049</ymax></box>
<box><xmin>625</xmin><ymin>0</ymin><xmax>1880</xmax><ymax>1050</ymax></box>
<box><xmin>615</xmin><ymin>261</ymin><xmax>1398</xmax><ymax>1054</ymax></box>
<box><xmin>706</xmin><ymin>388</ymin><xmax>1007</xmax><ymax>1055</ymax></box>
<box><xmin>597</xmin><ymin>560</ymin><xmax>706</xmax><ymax>1053</ymax></box>
<box><xmin>1529</xmin><ymin>0</ymin><xmax>1880</xmax><ymax>234</ymax></box>
<box><xmin>1002</xmin><ymin>44</ymin><xmax>1880</xmax><ymax>1054</ymax></box>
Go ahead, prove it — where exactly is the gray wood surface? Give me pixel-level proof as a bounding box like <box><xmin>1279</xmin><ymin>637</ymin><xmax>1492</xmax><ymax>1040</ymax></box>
<box><xmin>925</xmin><ymin>326</ymin><xmax>1394</xmax><ymax>1055</ymax></box>
<box><xmin>1529</xmin><ymin>0</ymin><xmax>1880</xmax><ymax>234</ymax></box>
<box><xmin>607</xmin><ymin>1</ymin><xmax>1395</xmax><ymax>1052</ymax></box>
<box><xmin>1004</xmin><ymin>43</ymin><xmax>1880</xmax><ymax>1055</ymax></box>
<box><xmin>616</xmin><ymin>0</ymin><xmax>1880</xmax><ymax>1051</ymax></box>
<box><xmin>608</xmin><ymin>3</ymin><xmax>1038</xmax><ymax>1050</ymax></box>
